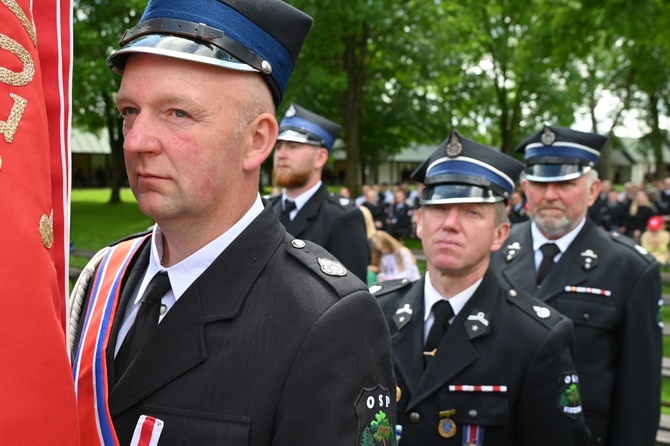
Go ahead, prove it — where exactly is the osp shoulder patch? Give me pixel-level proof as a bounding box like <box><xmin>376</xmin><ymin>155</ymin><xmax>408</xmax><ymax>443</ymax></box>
<box><xmin>355</xmin><ymin>385</ymin><xmax>396</xmax><ymax>446</ymax></box>
<box><xmin>557</xmin><ymin>371</ymin><xmax>583</xmax><ymax>419</ymax></box>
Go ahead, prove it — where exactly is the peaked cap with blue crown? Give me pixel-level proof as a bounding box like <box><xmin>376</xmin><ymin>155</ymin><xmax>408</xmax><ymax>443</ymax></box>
<box><xmin>106</xmin><ymin>0</ymin><xmax>313</xmax><ymax>106</ymax></box>
<box><xmin>411</xmin><ymin>130</ymin><xmax>524</xmax><ymax>205</ymax></box>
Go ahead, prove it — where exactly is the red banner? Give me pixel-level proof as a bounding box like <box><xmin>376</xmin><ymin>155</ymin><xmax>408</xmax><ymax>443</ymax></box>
<box><xmin>0</xmin><ymin>0</ymin><xmax>79</xmax><ymax>443</ymax></box>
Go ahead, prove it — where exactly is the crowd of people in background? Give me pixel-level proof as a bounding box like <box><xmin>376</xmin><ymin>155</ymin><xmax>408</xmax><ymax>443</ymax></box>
<box><xmin>356</xmin><ymin>176</ymin><xmax>670</xmax><ymax>269</ymax></box>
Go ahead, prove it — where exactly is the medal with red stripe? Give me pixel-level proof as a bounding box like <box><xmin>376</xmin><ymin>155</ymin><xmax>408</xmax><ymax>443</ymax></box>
<box><xmin>130</xmin><ymin>415</ymin><xmax>164</xmax><ymax>446</ymax></box>
<box><xmin>462</xmin><ymin>424</ymin><xmax>485</xmax><ymax>445</ymax></box>
<box><xmin>72</xmin><ymin>235</ymin><xmax>150</xmax><ymax>445</ymax></box>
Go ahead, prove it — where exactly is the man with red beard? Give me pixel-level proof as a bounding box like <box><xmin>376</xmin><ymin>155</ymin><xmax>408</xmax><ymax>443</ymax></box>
<box><xmin>490</xmin><ymin>125</ymin><xmax>662</xmax><ymax>446</ymax></box>
<box><xmin>271</xmin><ymin>104</ymin><xmax>369</xmax><ymax>281</ymax></box>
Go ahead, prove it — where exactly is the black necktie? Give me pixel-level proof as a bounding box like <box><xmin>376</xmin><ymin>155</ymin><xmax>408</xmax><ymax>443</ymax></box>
<box><xmin>424</xmin><ymin>300</ymin><xmax>454</xmax><ymax>355</ymax></box>
<box><xmin>280</xmin><ymin>199</ymin><xmax>296</xmax><ymax>225</ymax></box>
<box><xmin>115</xmin><ymin>272</ymin><xmax>171</xmax><ymax>378</ymax></box>
<box><xmin>536</xmin><ymin>243</ymin><xmax>561</xmax><ymax>285</ymax></box>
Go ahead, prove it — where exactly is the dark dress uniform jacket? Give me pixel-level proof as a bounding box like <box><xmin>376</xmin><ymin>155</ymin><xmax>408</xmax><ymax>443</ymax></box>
<box><xmin>271</xmin><ymin>183</ymin><xmax>369</xmax><ymax>282</ymax></box>
<box><xmin>376</xmin><ymin>271</ymin><xmax>590</xmax><ymax>446</ymax></box>
<box><xmin>72</xmin><ymin>203</ymin><xmax>396</xmax><ymax>445</ymax></box>
<box><xmin>490</xmin><ymin>218</ymin><xmax>662</xmax><ymax>446</ymax></box>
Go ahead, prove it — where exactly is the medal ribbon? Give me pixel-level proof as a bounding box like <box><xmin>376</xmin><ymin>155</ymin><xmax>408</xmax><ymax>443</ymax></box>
<box><xmin>463</xmin><ymin>424</ymin><xmax>485</xmax><ymax>446</ymax></box>
<box><xmin>72</xmin><ymin>235</ymin><xmax>150</xmax><ymax>445</ymax></box>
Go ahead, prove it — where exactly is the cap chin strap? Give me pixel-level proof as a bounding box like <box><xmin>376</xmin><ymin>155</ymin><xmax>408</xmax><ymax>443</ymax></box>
<box><xmin>120</xmin><ymin>18</ymin><xmax>272</xmax><ymax>75</ymax></box>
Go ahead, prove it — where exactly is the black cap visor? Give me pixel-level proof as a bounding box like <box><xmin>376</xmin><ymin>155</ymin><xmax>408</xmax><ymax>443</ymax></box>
<box><xmin>107</xmin><ymin>34</ymin><xmax>258</xmax><ymax>74</ymax></box>
<box><xmin>421</xmin><ymin>184</ymin><xmax>504</xmax><ymax>205</ymax></box>
<box><xmin>524</xmin><ymin>164</ymin><xmax>591</xmax><ymax>182</ymax></box>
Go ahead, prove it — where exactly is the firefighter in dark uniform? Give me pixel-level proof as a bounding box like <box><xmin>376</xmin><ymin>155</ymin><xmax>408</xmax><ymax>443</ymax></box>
<box><xmin>490</xmin><ymin>125</ymin><xmax>662</xmax><ymax>446</ymax></box>
<box><xmin>374</xmin><ymin>130</ymin><xmax>589</xmax><ymax>446</ymax></box>
<box><xmin>270</xmin><ymin>104</ymin><xmax>369</xmax><ymax>281</ymax></box>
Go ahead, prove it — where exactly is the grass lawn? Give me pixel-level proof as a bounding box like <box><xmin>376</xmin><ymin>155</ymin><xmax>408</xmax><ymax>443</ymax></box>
<box><xmin>70</xmin><ymin>188</ymin><xmax>153</xmax><ymax>268</ymax></box>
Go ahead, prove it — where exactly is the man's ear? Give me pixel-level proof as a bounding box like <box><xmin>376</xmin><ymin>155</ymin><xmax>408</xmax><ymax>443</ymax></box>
<box><xmin>243</xmin><ymin>112</ymin><xmax>278</xmax><ymax>171</ymax></box>
<box><xmin>586</xmin><ymin>177</ymin><xmax>602</xmax><ymax>207</ymax></box>
<box><xmin>490</xmin><ymin>221</ymin><xmax>510</xmax><ymax>253</ymax></box>
<box><xmin>313</xmin><ymin>147</ymin><xmax>330</xmax><ymax>170</ymax></box>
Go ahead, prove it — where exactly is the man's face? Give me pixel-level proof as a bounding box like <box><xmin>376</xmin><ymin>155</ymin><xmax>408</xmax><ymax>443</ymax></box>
<box><xmin>115</xmin><ymin>54</ymin><xmax>253</xmax><ymax>224</ymax></box>
<box><xmin>417</xmin><ymin>202</ymin><xmax>509</xmax><ymax>277</ymax></box>
<box><xmin>272</xmin><ymin>140</ymin><xmax>325</xmax><ymax>189</ymax></box>
<box><xmin>523</xmin><ymin>174</ymin><xmax>600</xmax><ymax>239</ymax></box>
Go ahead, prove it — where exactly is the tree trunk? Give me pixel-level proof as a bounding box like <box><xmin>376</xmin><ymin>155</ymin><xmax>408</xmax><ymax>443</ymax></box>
<box><xmin>649</xmin><ymin>92</ymin><xmax>666</xmax><ymax>180</ymax></box>
<box><xmin>342</xmin><ymin>22</ymin><xmax>369</xmax><ymax>195</ymax></box>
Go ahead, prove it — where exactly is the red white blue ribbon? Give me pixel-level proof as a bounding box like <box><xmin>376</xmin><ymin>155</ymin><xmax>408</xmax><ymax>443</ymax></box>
<box><xmin>462</xmin><ymin>424</ymin><xmax>485</xmax><ymax>445</ymax></box>
<box><xmin>72</xmin><ymin>235</ymin><xmax>149</xmax><ymax>445</ymax></box>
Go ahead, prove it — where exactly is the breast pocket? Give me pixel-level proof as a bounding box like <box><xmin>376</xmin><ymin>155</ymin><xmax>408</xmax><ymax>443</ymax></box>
<box><xmin>142</xmin><ymin>405</ymin><xmax>250</xmax><ymax>445</ymax></box>
<box><xmin>553</xmin><ymin>295</ymin><xmax>617</xmax><ymax>362</ymax></box>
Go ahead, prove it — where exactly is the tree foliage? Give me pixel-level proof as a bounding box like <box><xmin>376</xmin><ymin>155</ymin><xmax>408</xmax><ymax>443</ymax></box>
<box><xmin>72</xmin><ymin>0</ymin><xmax>670</xmax><ymax>198</ymax></box>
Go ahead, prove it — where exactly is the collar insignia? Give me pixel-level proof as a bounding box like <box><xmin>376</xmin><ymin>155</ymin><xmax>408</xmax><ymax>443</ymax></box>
<box><xmin>393</xmin><ymin>303</ymin><xmax>413</xmax><ymax>330</ymax></box>
<box><xmin>578</xmin><ymin>249</ymin><xmax>598</xmax><ymax>271</ymax></box>
<box><xmin>466</xmin><ymin>311</ymin><xmax>491</xmax><ymax>339</ymax></box>
<box><xmin>502</xmin><ymin>242</ymin><xmax>522</xmax><ymax>263</ymax></box>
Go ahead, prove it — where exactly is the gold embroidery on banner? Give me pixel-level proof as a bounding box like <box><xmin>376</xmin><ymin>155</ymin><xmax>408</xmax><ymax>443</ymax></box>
<box><xmin>0</xmin><ymin>93</ymin><xmax>27</xmax><ymax>143</ymax></box>
<box><xmin>0</xmin><ymin>33</ymin><xmax>35</xmax><ymax>86</ymax></box>
<box><xmin>1</xmin><ymin>0</ymin><xmax>37</xmax><ymax>46</ymax></box>
<box><xmin>39</xmin><ymin>212</ymin><xmax>54</xmax><ymax>249</ymax></box>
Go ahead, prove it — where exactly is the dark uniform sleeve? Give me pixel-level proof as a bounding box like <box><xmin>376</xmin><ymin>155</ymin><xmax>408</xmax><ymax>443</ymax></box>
<box><xmin>607</xmin><ymin>260</ymin><xmax>662</xmax><ymax>446</ymax></box>
<box><xmin>515</xmin><ymin>317</ymin><xmax>590</xmax><ymax>446</ymax></box>
<box><xmin>328</xmin><ymin>207</ymin><xmax>370</xmax><ymax>283</ymax></box>
<box><xmin>272</xmin><ymin>290</ymin><xmax>397</xmax><ymax>445</ymax></box>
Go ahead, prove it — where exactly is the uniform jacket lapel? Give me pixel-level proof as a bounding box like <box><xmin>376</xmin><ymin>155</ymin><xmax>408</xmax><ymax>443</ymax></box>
<box><xmin>535</xmin><ymin>220</ymin><xmax>594</xmax><ymax>301</ymax></box>
<box><xmin>390</xmin><ymin>279</ymin><xmax>426</xmax><ymax>396</ymax></box>
<box><xmin>407</xmin><ymin>271</ymin><xmax>499</xmax><ymax>411</ymax></box>
<box><xmin>498</xmin><ymin>221</ymin><xmax>537</xmax><ymax>294</ymax></box>
<box><xmin>109</xmin><ymin>203</ymin><xmax>286</xmax><ymax>416</ymax></box>
<box><xmin>285</xmin><ymin>184</ymin><xmax>327</xmax><ymax>237</ymax></box>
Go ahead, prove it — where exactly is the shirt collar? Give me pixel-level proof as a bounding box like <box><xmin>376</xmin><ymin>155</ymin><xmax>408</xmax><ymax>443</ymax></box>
<box><xmin>282</xmin><ymin>180</ymin><xmax>322</xmax><ymax>213</ymax></box>
<box><xmin>142</xmin><ymin>194</ymin><xmax>265</xmax><ymax>303</ymax></box>
<box><xmin>423</xmin><ymin>271</ymin><xmax>484</xmax><ymax>321</ymax></box>
<box><xmin>531</xmin><ymin>216</ymin><xmax>586</xmax><ymax>254</ymax></box>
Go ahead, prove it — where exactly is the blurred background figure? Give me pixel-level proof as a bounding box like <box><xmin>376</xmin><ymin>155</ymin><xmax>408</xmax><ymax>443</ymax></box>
<box><xmin>387</xmin><ymin>188</ymin><xmax>415</xmax><ymax>242</ymax></box>
<box><xmin>603</xmin><ymin>190</ymin><xmax>627</xmax><ymax>233</ymax></box>
<box><xmin>359</xmin><ymin>205</ymin><xmax>380</xmax><ymax>285</ymax></box>
<box><xmin>641</xmin><ymin>215</ymin><xmax>669</xmax><ymax>265</ymax></box>
<box><xmin>369</xmin><ymin>230</ymin><xmax>421</xmax><ymax>282</ymax></box>
<box><xmin>507</xmin><ymin>189</ymin><xmax>529</xmax><ymax>224</ymax></box>
<box><xmin>625</xmin><ymin>189</ymin><xmax>657</xmax><ymax>241</ymax></box>
<box><xmin>362</xmin><ymin>185</ymin><xmax>389</xmax><ymax>231</ymax></box>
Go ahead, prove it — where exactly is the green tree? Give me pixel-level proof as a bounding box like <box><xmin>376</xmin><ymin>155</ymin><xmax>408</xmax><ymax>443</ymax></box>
<box><xmin>73</xmin><ymin>0</ymin><xmax>143</xmax><ymax>203</ymax></box>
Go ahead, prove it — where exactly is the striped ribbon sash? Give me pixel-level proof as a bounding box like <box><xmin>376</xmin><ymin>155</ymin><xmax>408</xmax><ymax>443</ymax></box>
<box><xmin>72</xmin><ymin>235</ymin><xmax>149</xmax><ymax>445</ymax></box>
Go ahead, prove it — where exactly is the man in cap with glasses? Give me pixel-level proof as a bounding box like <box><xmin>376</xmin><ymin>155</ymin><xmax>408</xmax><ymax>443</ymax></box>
<box><xmin>373</xmin><ymin>130</ymin><xmax>589</xmax><ymax>445</ymax></box>
<box><xmin>68</xmin><ymin>1</ymin><xmax>396</xmax><ymax>444</ymax></box>
<box><xmin>491</xmin><ymin>125</ymin><xmax>662</xmax><ymax>446</ymax></box>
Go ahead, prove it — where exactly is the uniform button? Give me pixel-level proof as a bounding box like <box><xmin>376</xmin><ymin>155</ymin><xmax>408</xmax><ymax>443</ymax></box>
<box><xmin>468</xmin><ymin>409</ymin><xmax>478</xmax><ymax>418</ymax></box>
<box><xmin>596</xmin><ymin>437</ymin><xmax>603</xmax><ymax>443</ymax></box>
<box><xmin>583</xmin><ymin>313</ymin><xmax>590</xmax><ymax>321</ymax></box>
<box><xmin>409</xmin><ymin>412</ymin><xmax>421</xmax><ymax>423</ymax></box>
